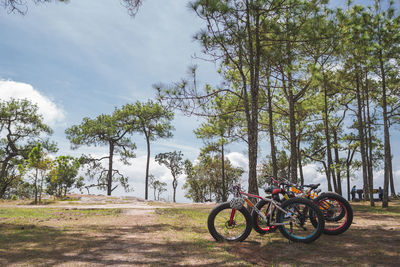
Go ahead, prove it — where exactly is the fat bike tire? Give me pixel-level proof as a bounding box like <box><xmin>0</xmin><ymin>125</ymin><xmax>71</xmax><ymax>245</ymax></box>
<box><xmin>251</xmin><ymin>199</ymin><xmax>279</xmax><ymax>235</ymax></box>
<box><xmin>207</xmin><ymin>202</ymin><xmax>252</xmax><ymax>242</ymax></box>
<box><xmin>314</xmin><ymin>192</ymin><xmax>353</xmax><ymax>235</ymax></box>
<box><xmin>277</xmin><ymin>197</ymin><xmax>325</xmax><ymax>243</ymax></box>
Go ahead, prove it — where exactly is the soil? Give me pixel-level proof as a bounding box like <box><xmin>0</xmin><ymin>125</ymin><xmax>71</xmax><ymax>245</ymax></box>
<box><xmin>1</xmin><ymin>196</ymin><xmax>400</xmax><ymax>266</ymax></box>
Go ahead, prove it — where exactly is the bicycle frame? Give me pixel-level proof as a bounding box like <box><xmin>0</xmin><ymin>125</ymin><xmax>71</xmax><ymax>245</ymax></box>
<box><xmin>229</xmin><ymin>188</ymin><xmax>299</xmax><ymax>227</ymax></box>
<box><xmin>268</xmin><ymin>175</ymin><xmax>334</xmax><ymax>213</ymax></box>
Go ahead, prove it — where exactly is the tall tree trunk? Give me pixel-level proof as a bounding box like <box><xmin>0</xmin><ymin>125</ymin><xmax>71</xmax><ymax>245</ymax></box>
<box><xmin>297</xmin><ymin>134</ymin><xmax>304</xmax><ymax>186</ymax></box>
<box><xmin>333</xmin><ymin>130</ymin><xmax>342</xmax><ymax>195</ymax></box>
<box><xmin>379</xmin><ymin>51</ymin><xmax>390</xmax><ymax>208</ymax></box>
<box><xmin>221</xmin><ymin>143</ymin><xmax>227</xmax><ymax>202</ymax></box>
<box><xmin>34</xmin><ymin>169</ymin><xmax>38</xmax><ymax>204</ymax></box>
<box><xmin>388</xmin><ymin>144</ymin><xmax>396</xmax><ymax>197</ymax></box>
<box><xmin>107</xmin><ymin>142</ymin><xmax>115</xmax><ymax>196</ymax></box>
<box><xmin>355</xmin><ymin>72</ymin><xmax>369</xmax><ymax>201</ymax></box>
<box><xmin>346</xmin><ymin>148</ymin><xmax>356</xmax><ymax>201</ymax></box>
<box><xmin>145</xmin><ymin>134</ymin><xmax>151</xmax><ymax>200</ymax></box>
<box><xmin>39</xmin><ymin>170</ymin><xmax>44</xmax><ymax>204</ymax></box>
<box><xmin>365</xmin><ymin>76</ymin><xmax>374</xmax><ymax>206</ymax></box>
<box><xmin>288</xmin><ymin>88</ymin><xmax>298</xmax><ymax>183</ymax></box>
<box><xmin>346</xmin><ymin>164</ymin><xmax>351</xmax><ymax>201</ymax></box>
<box><xmin>361</xmin><ymin>81</ymin><xmax>371</xmax><ymax>202</ymax></box>
<box><xmin>245</xmin><ymin>0</ymin><xmax>260</xmax><ymax>197</ymax></box>
<box><xmin>323</xmin><ymin>74</ymin><xmax>336</xmax><ymax>192</ymax></box>
<box><xmin>172</xmin><ymin>177</ymin><xmax>177</xmax><ymax>203</ymax></box>
<box><xmin>267</xmin><ymin>73</ymin><xmax>278</xmax><ymax>178</ymax></box>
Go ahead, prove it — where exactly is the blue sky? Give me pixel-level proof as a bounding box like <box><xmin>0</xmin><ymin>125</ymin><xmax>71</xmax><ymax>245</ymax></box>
<box><xmin>1</xmin><ymin>0</ymin><xmax>399</xmax><ymax>202</ymax></box>
<box><xmin>0</xmin><ymin>0</ymin><xmax>235</xmax><ymax>202</ymax></box>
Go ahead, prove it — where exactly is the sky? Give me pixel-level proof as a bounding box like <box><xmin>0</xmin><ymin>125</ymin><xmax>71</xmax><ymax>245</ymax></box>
<box><xmin>0</xmin><ymin>0</ymin><xmax>399</xmax><ymax>202</ymax></box>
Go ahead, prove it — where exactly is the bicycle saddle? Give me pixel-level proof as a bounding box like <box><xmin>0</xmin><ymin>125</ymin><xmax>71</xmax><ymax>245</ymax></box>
<box><xmin>304</xmin><ymin>183</ymin><xmax>320</xmax><ymax>189</ymax></box>
<box><xmin>264</xmin><ymin>186</ymin><xmax>280</xmax><ymax>194</ymax></box>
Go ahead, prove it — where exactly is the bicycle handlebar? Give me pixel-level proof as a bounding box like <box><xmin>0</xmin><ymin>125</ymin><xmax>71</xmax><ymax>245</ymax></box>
<box><xmin>263</xmin><ymin>174</ymin><xmax>320</xmax><ymax>190</ymax></box>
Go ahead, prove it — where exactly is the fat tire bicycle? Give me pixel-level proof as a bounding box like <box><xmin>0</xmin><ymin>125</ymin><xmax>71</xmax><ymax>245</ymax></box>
<box><xmin>207</xmin><ymin>184</ymin><xmax>325</xmax><ymax>243</ymax></box>
<box><xmin>252</xmin><ymin>175</ymin><xmax>353</xmax><ymax>236</ymax></box>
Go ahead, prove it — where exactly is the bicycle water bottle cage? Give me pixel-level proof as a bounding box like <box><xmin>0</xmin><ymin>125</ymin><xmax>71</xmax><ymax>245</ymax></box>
<box><xmin>230</xmin><ymin>197</ymin><xmax>245</xmax><ymax>209</ymax></box>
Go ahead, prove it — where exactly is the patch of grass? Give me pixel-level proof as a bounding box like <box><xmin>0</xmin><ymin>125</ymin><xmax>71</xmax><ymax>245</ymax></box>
<box><xmin>0</xmin><ymin>208</ymin><xmax>122</xmax><ymax>225</ymax></box>
<box><xmin>28</xmin><ymin>199</ymin><xmax>56</xmax><ymax>205</ymax></box>
<box><xmin>0</xmin><ymin>208</ymin><xmax>55</xmax><ymax>220</ymax></box>
<box><xmin>59</xmin><ymin>197</ymin><xmax>81</xmax><ymax>202</ymax></box>
<box><xmin>155</xmin><ymin>207</ymin><xmax>255</xmax><ymax>266</ymax></box>
<box><xmin>352</xmin><ymin>200</ymin><xmax>400</xmax><ymax>216</ymax></box>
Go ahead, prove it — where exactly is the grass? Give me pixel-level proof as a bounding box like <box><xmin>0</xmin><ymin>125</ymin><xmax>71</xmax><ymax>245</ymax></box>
<box><xmin>59</xmin><ymin>197</ymin><xmax>81</xmax><ymax>202</ymax></box>
<box><xmin>0</xmin><ymin>200</ymin><xmax>399</xmax><ymax>266</ymax></box>
<box><xmin>0</xmin><ymin>207</ymin><xmax>121</xmax><ymax>219</ymax></box>
<box><xmin>0</xmin><ymin>208</ymin><xmax>122</xmax><ymax>226</ymax></box>
<box><xmin>352</xmin><ymin>200</ymin><xmax>400</xmax><ymax>216</ymax></box>
<box><xmin>155</xmin><ymin>207</ymin><xmax>256</xmax><ymax>266</ymax></box>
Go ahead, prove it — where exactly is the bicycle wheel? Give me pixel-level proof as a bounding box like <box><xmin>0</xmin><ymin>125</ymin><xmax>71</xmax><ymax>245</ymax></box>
<box><xmin>207</xmin><ymin>202</ymin><xmax>252</xmax><ymax>242</ymax></box>
<box><xmin>251</xmin><ymin>199</ymin><xmax>278</xmax><ymax>235</ymax></box>
<box><xmin>276</xmin><ymin>197</ymin><xmax>325</xmax><ymax>243</ymax></box>
<box><xmin>314</xmin><ymin>193</ymin><xmax>353</xmax><ymax>235</ymax></box>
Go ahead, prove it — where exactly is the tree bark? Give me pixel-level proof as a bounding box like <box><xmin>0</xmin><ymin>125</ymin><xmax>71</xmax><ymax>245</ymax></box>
<box><xmin>365</xmin><ymin>75</ymin><xmax>374</xmax><ymax>206</ymax></box>
<box><xmin>323</xmin><ymin>74</ymin><xmax>335</xmax><ymax>192</ymax></box>
<box><xmin>355</xmin><ymin>71</ymin><xmax>369</xmax><ymax>202</ymax></box>
<box><xmin>245</xmin><ymin>0</ymin><xmax>260</xmax><ymax>196</ymax></box>
<box><xmin>145</xmin><ymin>133</ymin><xmax>150</xmax><ymax>200</ymax></box>
<box><xmin>172</xmin><ymin>177</ymin><xmax>177</xmax><ymax>203</ymax></box>
<box><xmin>388</xmin><ymin>145</ymin><xmax>396</xmax><ymax>197</ymax></box>
<box><xmin>221</xmin><ymin>143</ymin><xmax>227</xmax><ymax>202</ymax></box>
<box><xmin>333</xmin><ymin>130</ymin><xmax>342</xmax><ymax>195</ymax></box>
<box><xmin>267</xmin><ymin>72</ymin><xmax>278</xmax><ymax>178</ymax></box>
<box><xmin>297</xmin><ymin>135</ymin><xmax>304</xmax><ymax>186</ymax></box>
<box><xmin>379</xmin><ymin>51</ymin><xmax>390</xmax><ymax>208</ymax></box>
<box><xmin>107</xmin><ymin>142</ymin><xmax>115</xmax><ymax>196</ymax></box>
<box><xmin>34</xmin><ymin>169</ymin><xmax>38</xmax><ymax>204</ymax></box>
<box><xmin>288</xmin><ymin>88</ymin><xmax>298</xmax><ymax>183</ymax></box>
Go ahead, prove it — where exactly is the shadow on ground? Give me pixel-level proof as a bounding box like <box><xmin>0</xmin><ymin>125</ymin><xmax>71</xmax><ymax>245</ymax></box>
<box><xmin>0</xmin><ymin>222</ymin><xmax>232</xmax><ymax>266</ymax></box>
<box><xmin>229</xmin><ymin>208</ymin><xmax>400</xmax><ymax>266</ymax></box>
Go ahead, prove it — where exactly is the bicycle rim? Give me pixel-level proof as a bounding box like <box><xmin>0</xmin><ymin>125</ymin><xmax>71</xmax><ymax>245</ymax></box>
<box><xmin>279</xmin><ymin>201</ymin><xmax>323</xmax><ymax>242</ymax></box>
<box><xmin>319</xmin><ymin>198</ymin><xmax>349</xmax><ymax>232</ymax></box>
<box><xmin>213</xmin><ymin>207</ymin><xmax>248</xmax><ymax>241</ymax></box>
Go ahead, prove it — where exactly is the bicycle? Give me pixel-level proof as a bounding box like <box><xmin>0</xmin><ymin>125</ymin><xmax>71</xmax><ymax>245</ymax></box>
<box><xmin>207</xmin><ymin>184</ymin><xmax>325</xmax><ymax>243</ymax></box>
<box><xmin>252</xmin><ymin>175</ymin><xmax>353</xmax><ymax>236</ymax></box>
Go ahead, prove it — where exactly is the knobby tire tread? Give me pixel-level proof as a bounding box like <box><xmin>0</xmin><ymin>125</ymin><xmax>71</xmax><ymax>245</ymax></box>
<box><xmin>207</xmin><ymin>202</ymin><xmax>252</xmax><ymax>242</ymax></box>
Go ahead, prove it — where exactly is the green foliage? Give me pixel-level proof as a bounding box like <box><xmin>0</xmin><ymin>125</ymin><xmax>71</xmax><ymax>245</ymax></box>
<box><xmin>119</xmin><ymin>100</ymin><xmax>174</xmax><ymax>199</ymax></box>
<box><xmin>46</xmin><ymin>155</ymin><xmax>83</xmax><ymax>197</ymax></box>
<box><xmin>155</xmin><ymin>151</ymin><xmax>184</xmax><ymax>202</ymax></box>
<box><xmin>258</xmin><ymin>151</ymin><xmax>291</xmax><ymax>187</ymax></box>
<box><xmin>183</xmin><ymin>155</ymin><xmax>243</xmax><ymax>203</ymax></box>
<box><xmin>65</xmin><ymin>108</ymin><xmax>137</xmax><ymax>195</ymax></box>
<box><xmin>149</xmin><ymin>174</ymin><xmax>167</xmax><ymax>201</ymax></box>
<box><xmin>0</xmin><ymin>99</ymin><xmax>54</xmax><ymax>199</ymax></box>
<box><xmin>25</xmin><ymin>143</ymin><xmax>53</xmax><ymax>204</ymax></box>
<box><xmin>119</xmin><ymin>100</ymin><xmax>174</xmax><ymax>141</ymax></box>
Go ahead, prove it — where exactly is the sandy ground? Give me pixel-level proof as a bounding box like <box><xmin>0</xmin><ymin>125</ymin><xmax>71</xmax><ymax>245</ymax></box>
<box><xmin>1</xmin><ymin>196</ymin><xmax>399</xmax><ymax>266</ymax></box>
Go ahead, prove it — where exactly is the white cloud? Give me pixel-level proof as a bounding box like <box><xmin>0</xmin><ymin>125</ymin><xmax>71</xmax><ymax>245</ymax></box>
<box><xmin>0</xmin><ymin>80</ymin><xmax>65</xmax><ymax>126</ymax></box>
<box><xmin>226</xmin><ymin>152</ymin><xmax>249</xmax><ymax>171</ymax></box>
<box><xmin>302</xmin><ymin>164</ymin><xmax>326</xmax><ymax>184</ymax></box>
